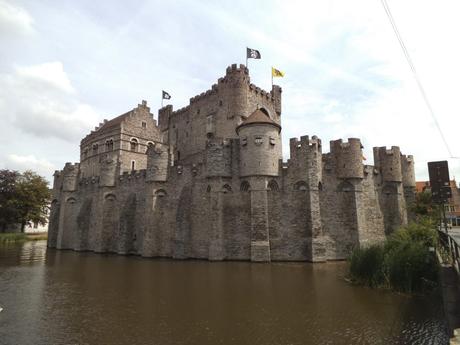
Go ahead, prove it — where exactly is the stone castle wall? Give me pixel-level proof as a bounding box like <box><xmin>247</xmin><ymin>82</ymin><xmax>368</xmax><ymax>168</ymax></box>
<box><xmin>47</xmin><ymin>64</ymin><xmax>416</xmax><ymax>262</ymax></box>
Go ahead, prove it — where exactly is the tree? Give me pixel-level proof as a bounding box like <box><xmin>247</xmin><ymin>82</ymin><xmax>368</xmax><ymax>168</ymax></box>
<box><xmin>14</xmin><ymin>171</ymin><xmax>51</xmax><ymax>232</ymax></box>
<box><xmin>0</xmin><ymin>169</ymin><xmax>21</xmax><ymax>232</ymax></box>
<box><xmin>411</xmin><ymin>189</ymin><xmax>440</xmax><ymax>223</ymax></box>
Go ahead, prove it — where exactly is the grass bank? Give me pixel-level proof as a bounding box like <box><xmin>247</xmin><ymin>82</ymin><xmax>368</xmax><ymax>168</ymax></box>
<box><xmin>0</xmin><ymin>232</ymin><xmax>48</xmax><ymax>244</ymax></box>
<box><xmin>348</xmin><ymin>219</ymin><xmax>439</xmax><ymax>293</ymax></box>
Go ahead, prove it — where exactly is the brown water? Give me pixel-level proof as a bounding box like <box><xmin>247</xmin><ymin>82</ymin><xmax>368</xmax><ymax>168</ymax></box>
<box><xmin>0</xmin><ymin>241</ymin><xmax>449</xmax><ymax>345</ymax></box>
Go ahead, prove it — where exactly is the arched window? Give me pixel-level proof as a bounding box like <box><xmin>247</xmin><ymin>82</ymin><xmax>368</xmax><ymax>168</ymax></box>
<box><xmin>155</xmin><ymin>189</ymin><xmax>167</xmax><ymax>197</ymax></box>
<box><xmin>92</xmin><ymin>143</ymin><xmax>98</xmax><ymax>155</ymax></box>
<box><xmin>240</xmin><ymin>181</ymin><xmax>250</xmax><ymax>192</ymax></box>
<box><xmin>337</xmin><ymin>181</ymin><xmax>354</xmax><ymax>192</ymax></box>
<box><xmin>106</xmin><ymin>139</ymin><xmax>114</xmax><ymax>152</ymax></box>
<box><xmin>318</xmin><ymin>181</ymin><xmax>323</xmax><ymax>191</ymax></box>
<box><xmin>222</xmin><ymin>184</ymin><xmax>232</xmax><ymax>193</ymax></box>
<box><xmin>259</xmin><ymin>107</ymin><xmax>270</xmax><ymax>117</ymax></box>
<box><xmin>268</xmin><ymin>180</ymin><xmax>279</xmax><ymax>191</ymax></box>
<box><xmin>206</xmin><ymin>185</ymin><xmax>211</xmax><ymax>193</ymax></box>
<box><xmin>294</xmin><ymin>181</ymin><xmax>308</xmax><ymax>191</ymax></box>
<box><xmin>130</xmin><ymin>138</ymin><xmax>138</xmax><ymax>152</ymax></box>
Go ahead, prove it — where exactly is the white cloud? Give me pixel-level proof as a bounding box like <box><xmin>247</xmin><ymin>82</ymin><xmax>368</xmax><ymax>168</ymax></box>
<box><xmin>15</xmin><ymin>62</ymin><xmax>75</xmax><ymax>93</ymax></box>
<box><xmin>4</xmin><ymin>154</ymin><xmax>55</xmax><ymax>179</ymax></box>
<box><xmin>0</xmin><ymin>61</ymin><xmax>98</xmax><ymax>141</ymax></box>
<box><xmin>0</xmin><ymin>0</ymin><xmax>34</xmax><ymax>37</ymax></box>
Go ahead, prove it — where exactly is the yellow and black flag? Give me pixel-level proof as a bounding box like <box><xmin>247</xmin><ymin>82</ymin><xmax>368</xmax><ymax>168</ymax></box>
<box><xmin>271</xmin><ymin>67</ymin><xmax>285</xmax><ymax>78</ymax></box>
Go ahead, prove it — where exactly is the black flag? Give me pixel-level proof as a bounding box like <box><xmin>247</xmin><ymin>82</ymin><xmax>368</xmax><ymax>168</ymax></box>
<box><xmin>162</xmin><ymin>90</ymin><xmax>171</xmax><ymax>100</ymax></box>
<box><xmin>246</xmin><ymin>47</ymin><xmax>261</xmax><ymax>59</ymax></box>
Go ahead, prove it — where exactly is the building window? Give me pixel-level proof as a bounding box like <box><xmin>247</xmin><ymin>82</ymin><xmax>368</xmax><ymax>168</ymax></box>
<box><xmin>241</xmin><ymin>137</ymin><xmax>247</xmax><ymax>146</ymax></box>
<box><xmin>254</xmin><ymin>136</ymin><xmax>263</xmax><ymax>146</ymax></box>
<box><xmin>106</xmin><ymin>139</ymin><xmax>114</xmax><ymax>151</ymax></box>
<box><xmin>130</xmin><ymin>138</ymin><xmax>139</xmax><ymax>152</ymax></box>
<box><xmin>131</xmin><ymin>161</ymin><xmax>136</xmax><ymax>171</ymax></box>
<box><xmin>450</xmin><ymin>206</ymin><xmax>455</xmax><ymax>212</ymax></box>
<box><xmin>142</xmin><ymin>121</ymin><xmax>146</xmax><ymax>128</ymax></box>
<box><xmin>269</xmin><ymin>137</ymin><xmax>276</xmax><ymax>146</ymax></box>
<box><xmin>147</xmin><ymin>142</ymin><xmax>155</xmax><ymax>152</ymax></box>
<box><xmin>92</xmin><ymin>143</ymin><xmax>98</xmax><ymax>155</ymax></box>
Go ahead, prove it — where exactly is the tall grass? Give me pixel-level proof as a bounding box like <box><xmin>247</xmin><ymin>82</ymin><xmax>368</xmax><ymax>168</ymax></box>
<box><xmin>348</xmin><ymin>219</ymin><xmax>439</xmax><ymax>293</ymax></box>
<box><xmin>0</xmin><ymin>233</ymin><xmax>27</xmax><ymax>243</ymax></box>
<box><xmin>0</xmin><ymin>232</ymin><xmax>48</xmax><ymax>243</ymax></box>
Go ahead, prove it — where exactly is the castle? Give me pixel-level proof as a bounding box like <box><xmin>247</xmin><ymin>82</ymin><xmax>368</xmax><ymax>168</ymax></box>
<box><xmin>47</xmin><ymin>64</ymin><xmax>416</xmax><ymax>262</ymax></box>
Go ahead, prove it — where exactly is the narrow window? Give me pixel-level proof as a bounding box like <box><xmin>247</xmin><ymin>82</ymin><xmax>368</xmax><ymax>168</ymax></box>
<box><xmin>131</xmin><ymin>161</ymin><xmax>136</xmax><ymax>171</ymax></box>
<box><xmin>254</xmin><ymin>136</ymin><xmax>263</xmax><ymax>145</ymax></box>
<box><xmin>92</xmin><ymin>143</ymin><xmax>98</xmax><ymax>155</ymax></box>
<box><xmin>141</xmin><ymin>121</ymin><xmax>146</xmax><ymax>129</ymax></box>
<box><xmin>106</xmin><ymin>139</ymin><xmax>113</xmax><ymax>151</ymax></box>
<box><xmin>130</xmin><ymin>138</ymin><xmax>138</xmax><ymax>152</ymax></box>
<box><xmin>177</xmin><ymin>151</ymin><xmax>181</xmax><ymax>161</ymax></box>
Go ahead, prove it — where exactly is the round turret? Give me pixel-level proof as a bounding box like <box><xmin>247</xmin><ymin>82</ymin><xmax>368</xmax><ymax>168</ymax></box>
<box><xmin>330</xmin><ymin>138</ymin><xmax>364</xmax><ymax>179</ymax></box>
<box><xmin>373</xmin><ymin>146</ymin><xmax>402</xmax><ymax>182</ymax></box>
<box><xmin>236</xmin><ymin>109</ymin><xmax>281</xmax><ymax>177</ymax></box>
<box><xmin>401</xmin><ymin>155</ymin><xmax>416</xmax><ymax>187</ymax></box>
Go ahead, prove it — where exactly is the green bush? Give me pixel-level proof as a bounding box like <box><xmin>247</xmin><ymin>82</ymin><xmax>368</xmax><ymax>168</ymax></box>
<box><xmin>349</xmin><ymin>245</ymin><xmax>385</xmax><ymax>288</ymax></box>
<box><xmin>348</xmin><ymin>220</ymin><xmax>439</xmax><ymax>293</ymax></box>
<box><xmin>385</xmin><ymin>241</ymin><xmax>438</xmax><ymax>293</ymax></box>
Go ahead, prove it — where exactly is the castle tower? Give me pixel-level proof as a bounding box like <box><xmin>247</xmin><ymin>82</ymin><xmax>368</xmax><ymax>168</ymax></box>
<box><xmin>56</xmin><ymin>163</ymin><xmax>80</xmax><ymax>250</ymax></box>
<box><xmin>236</xmin><ymin>109</ymin><xmax>282</xmax><ymax>262</ymax></box>
<box><xmin>329</xmin><ymin>139</ymin><xmax>367</xmax><ymax>250</ymax></box>
<box><xmin>146</xmin><ymin>143</ymin><xmax>169</xmax><ymax>182</ymax></box>
<box><xmin>373</xmin><ymin>146</ymin><xmax>407</xmax><ymax>234</ymax></box>
<box><xmin>288</xmin><ymin>135</ymin><xmax>326</xmax><ymax>262</ymax></box>
<box><xmin>401</xmin><ymin>154</ymin><xmax>416</xmax><ymax>221</ymax></box>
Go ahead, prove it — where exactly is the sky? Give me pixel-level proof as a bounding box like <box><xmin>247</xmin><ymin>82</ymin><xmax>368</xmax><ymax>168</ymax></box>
<box><xmin>0</xmin><ymin>0</ymin><xmax>459</xmax><ymax>184</ymax></box>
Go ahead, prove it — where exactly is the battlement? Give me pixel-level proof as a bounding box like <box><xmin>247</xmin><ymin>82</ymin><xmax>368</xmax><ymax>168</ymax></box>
<box><xmin>190</xmin><ymin>86</ymin><xmax>219</xmax><ymax>104</ymax></box>
<box><xmin>330</xmin><ymin>138</ymin><xmax>364</xmax><ymax>179</ymax></box>
<box><xmin>373</xmin><ymin>146</ymin><xmax>402</xmax><ymax>182</ymax></box>
<box><xmin>248</xmin><ymin>83</ymin><xmax>272</xmax><ymax>100</ymax></box>
<box><xmin>401</xmin><ymin>154</ymin><xmax>416</xmax><ymax>187</ymax></box>
<box><xmin>289</xmin><ymin>135</ymin><xmax>321</xmax><ymax>160</ymax></box>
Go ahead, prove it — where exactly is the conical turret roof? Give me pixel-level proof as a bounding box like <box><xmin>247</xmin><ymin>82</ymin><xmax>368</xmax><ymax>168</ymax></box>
<box><xmin>236</xmin><ymin>109</ymin><xmax>281</xmax><ymax>133</ymax></box>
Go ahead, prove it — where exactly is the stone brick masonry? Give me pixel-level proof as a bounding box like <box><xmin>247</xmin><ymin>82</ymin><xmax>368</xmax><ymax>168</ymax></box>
<box><xmin>47</xmin><ymin>64</ymin><xmax>416</xmax><ymax>262</ymax></box>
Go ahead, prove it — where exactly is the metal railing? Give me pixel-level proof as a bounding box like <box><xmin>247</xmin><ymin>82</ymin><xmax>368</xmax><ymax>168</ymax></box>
<box><xmin>438</xmin><ymin>229</ymin><xmax>460</xmax><ymax>274</ymax></box>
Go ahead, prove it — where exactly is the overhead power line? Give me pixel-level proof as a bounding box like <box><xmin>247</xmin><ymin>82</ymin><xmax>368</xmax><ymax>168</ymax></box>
<box><xmin>380</xmin><ymin>0</ymin><xmax>458</xmax><ymax>159</ymax></box>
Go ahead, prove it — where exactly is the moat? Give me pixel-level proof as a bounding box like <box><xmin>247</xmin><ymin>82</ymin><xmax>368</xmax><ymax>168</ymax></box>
<box><xmin>0</xmin><ymin>241</ymin><xmax>449</xmax><ymax>345</ymax></box>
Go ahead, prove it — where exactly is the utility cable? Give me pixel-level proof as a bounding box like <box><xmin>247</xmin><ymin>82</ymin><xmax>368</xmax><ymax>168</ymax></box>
<box><xmin>380</xmin><ymin>0</ymin><xmax>459</xmax><ymax>159</ymax></box>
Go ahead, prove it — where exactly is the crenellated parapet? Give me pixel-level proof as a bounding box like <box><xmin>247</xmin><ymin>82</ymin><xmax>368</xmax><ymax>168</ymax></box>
<box><xmin>330</xmin><ymin>138</ymin><xmax>364</xmax><ymax>179</ymax></box>
<box><xmin>62</xmin><ymin>163</ymin><xmax>80</xmax><ymax>192</ymax></box>
<box><xmin>205</xmin><ymin>137</ymin><xmax>233</xmax><ymax>177</ymax></box>
<box><xmin>401</xmin><ymin>154</ymin><xmax>416</xmax><ymax>188</ymax></box>
<box><xmin>373</xmin><ymin>146</ymin><xmax>402</xmax><ymax>182</ymax></box>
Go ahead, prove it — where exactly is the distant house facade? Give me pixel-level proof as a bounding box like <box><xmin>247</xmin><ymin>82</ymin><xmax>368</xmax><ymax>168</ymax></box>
<box><xmin>416</xmin><ymin>180</ymin><xmax>460</xmax><ymax>226</ymax></box>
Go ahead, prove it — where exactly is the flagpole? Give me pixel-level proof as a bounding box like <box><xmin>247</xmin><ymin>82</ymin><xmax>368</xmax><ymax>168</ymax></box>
<box><xmin>246</xmin><ymin>47</ymin><xmax>248</xmax><ymax>68</ymax></box>
<box><xmin>271</xmin><ymin>68</ymin><xmax>273</xmax><ymax>88</ymax></box>
<box><xmin>161</xmin><ymin>92</ymin><xmax>163</xmax><ymax>108</ymax></box>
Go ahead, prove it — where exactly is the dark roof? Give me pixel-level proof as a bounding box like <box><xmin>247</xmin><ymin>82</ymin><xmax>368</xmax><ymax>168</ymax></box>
<box><xmin>236</xmin><ymin>109</ymin><xmax>281</xmax><ymax>133</ymax></box>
